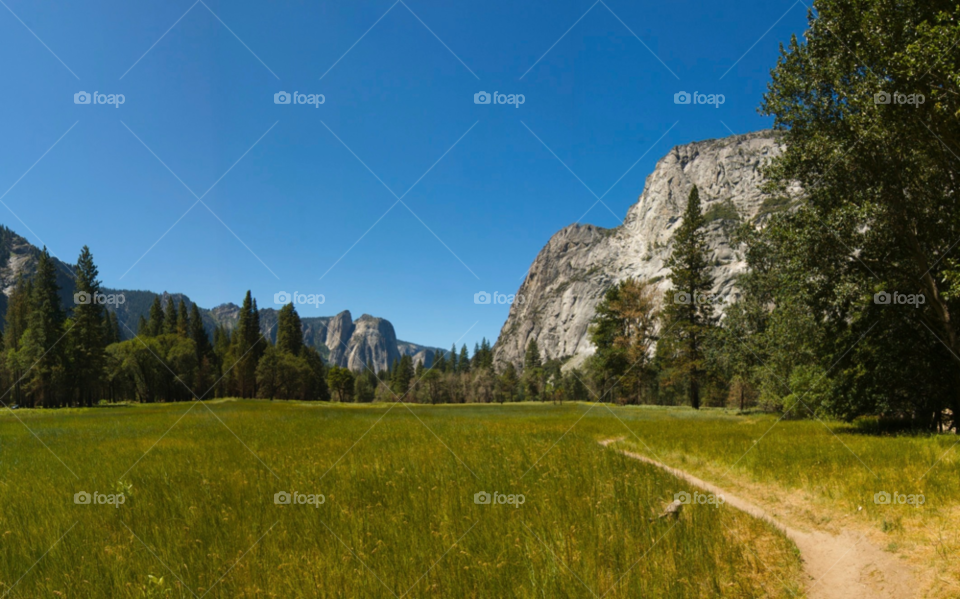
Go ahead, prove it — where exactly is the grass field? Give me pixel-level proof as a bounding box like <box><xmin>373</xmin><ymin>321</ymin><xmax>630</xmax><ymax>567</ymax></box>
<box><xmin>0</xmin><ymin>401</ymin><xmax>805</xmax><ymax>598</ymax></box>
<box><xmin>607</xmin><ymin>406</ymin><xmax>960</xmax><ymax>597</ymax></box>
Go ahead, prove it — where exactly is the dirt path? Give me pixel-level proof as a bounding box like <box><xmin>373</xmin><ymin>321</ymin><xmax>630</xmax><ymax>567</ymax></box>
<box><xmin>599</xmin><ymin>438</ymin><xmax>916</xmax><ymax>599</ymax></box>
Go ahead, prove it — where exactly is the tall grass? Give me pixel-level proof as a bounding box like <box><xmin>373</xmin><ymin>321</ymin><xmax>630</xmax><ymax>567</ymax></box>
<box><xmin>0</xmin><ymin>401</ymin><xmax>800</xmax><ymax>598</ymax></box>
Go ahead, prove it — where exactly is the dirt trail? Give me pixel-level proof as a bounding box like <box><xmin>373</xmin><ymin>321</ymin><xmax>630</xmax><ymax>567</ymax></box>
<box><xmin>599</xmin><ymin>439</ymin><xmax>916</xmax><ymax>599</ymax></box>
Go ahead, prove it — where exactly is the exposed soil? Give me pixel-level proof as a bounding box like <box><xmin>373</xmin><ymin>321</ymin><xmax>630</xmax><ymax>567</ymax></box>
<box><xmin>599</xmin><ymin>438</ymin><xmax>917</xmax><ymax>599</ymax></box>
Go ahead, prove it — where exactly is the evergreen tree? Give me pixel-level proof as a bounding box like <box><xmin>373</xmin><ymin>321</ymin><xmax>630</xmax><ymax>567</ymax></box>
<box><xmin>522</xmin><ymin>338</ymin><xmax>543</xmax><ymax>401</ymax></box>
<box><xmin>458</xmin><ymin>344</ymin><xmax>470</xmax><ymax>374</ymax></box>
<box><xmin>105</xmin><ymin>311</ymin><xmax>122</xmax><ymax>344</ymax></box>
<box><xmin>147</xmin><ymin>296</ymin><xmax>164</xmax><ymax>337</ymax></box>
<box><xmin>434</xmin><ymin>349</ymin><xmax>447</xmax><ymax>373</ymax></box>
<box><xmin>176</xmin><ymin>299</ymin><xmax>189</xmax><ymax>337</ymax></box>
<box><xmin>660</xmin><ymin>186</ymin><xmax>715</xmax><ymax>409</ymax></box>
<box><xmin>163</xmin><ymin>296</ymin><xmax>178</xmax><ymax>335</ymax></box>
<box><xmin>4</xmin><ymin>275</ymin><xmax>33</xmax><ymax>405</ymax></box>
<box><xmin>276</xmin><ymin>303</ymin><xmax>304</xmax><ymax>356</ymax></box>
<box><xmin>232</xmin><ymin>291</ymin><xmax>265</xmax><ymax>397</ymax></box>
<box><xmin>190</xmin><ymin>304</ymin><xmax>212</xmax><ymax>360</ymax></box>
<box><xmin>19</xmin><ymin>248</ymin><xmax>66</xmax><ymax>407</ymax></box>
<box><xmin>70</xmin><ymin>246</ymin><xmax>107</xmax><ymax>406</ymax></box>
<box><xmin>449</xmin><ymin>344</ymin><xmax>458</xmax><ymax>373</ymax></box>
<box><xmin>391</xmin><ymin>355</ymin><xmax>414</xmax><ymax>398</ymax></box>
<box><xmin>137</xmin><ymin>314</ymin><xmax>148</xmax><ymax>337</ymax></box>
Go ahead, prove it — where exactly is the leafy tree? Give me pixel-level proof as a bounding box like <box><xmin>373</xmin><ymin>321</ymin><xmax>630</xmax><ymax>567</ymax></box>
<box><xmin>353</xmin><ymin>369</ymin><xmax>377</xmax><ymax>403</ymax></box>
<box><xmin>589</xmin><ymin>278</ymin><xmax>659</xmax><ymax>404</ymax></box>
<box><xmin>327</xmin><ymin>365</ymin><xmax>355</xmax><ymax>402</ymax></box>
<box><xmin>753</xmin><ymin>0</ymin><xmax>960</xmax><ymax>428</ymax></box>
<box><xmin>496</xmin><ymin>363</ymin><xmax>519</xmax><ymax>404</ymax></box>
<box><xmin>659</xmin><ymin>186</ymin><xmax>716</xmax><ymax>409</ymax></box>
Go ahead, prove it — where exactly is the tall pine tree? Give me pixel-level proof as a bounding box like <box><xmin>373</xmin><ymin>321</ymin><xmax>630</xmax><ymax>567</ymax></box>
<box><xmin>659</xmin><ymin>186</ymin><xmax>715</xmax><ymax>409</ymax></box>
<box><xmin>19</xmin><ymin>248</ymin><xmax>66</xmax><ymax>407</ymax></box>
<box><xmin>70</xmin><ymin>246</ymin><xmax>107</xmax><ymax>406</ymax></box>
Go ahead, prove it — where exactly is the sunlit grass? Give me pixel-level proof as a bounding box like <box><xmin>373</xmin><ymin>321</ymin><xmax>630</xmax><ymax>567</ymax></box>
<box><xmin>0</xmin><ymin>401</ymin><xmax>801</xmax><ymax>598</ymax></box>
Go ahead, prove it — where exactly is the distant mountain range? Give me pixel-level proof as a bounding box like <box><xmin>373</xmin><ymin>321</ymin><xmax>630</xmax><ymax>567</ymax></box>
<box><xmin>0</xmin><ymin>226</ymin><xmax>444</xmax><ymax>372</ymax></box>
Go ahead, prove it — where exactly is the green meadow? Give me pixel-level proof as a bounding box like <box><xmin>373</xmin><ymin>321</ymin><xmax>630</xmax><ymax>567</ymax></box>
<box><xmin>0</xmin><ymin>401</ymin><xmax>803</xmax><ymax>598</ymax></box>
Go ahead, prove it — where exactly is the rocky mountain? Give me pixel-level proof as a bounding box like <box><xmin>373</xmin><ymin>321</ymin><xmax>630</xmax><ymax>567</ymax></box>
<box><xmin>0</xmin><ymin>226</ymin><xmax>438</xmax><ymax>372</ymax></box>
<box><xmin>494</xmin><ymin>130</ymin><xmax>789</xmax><ymax>370</ymax></box>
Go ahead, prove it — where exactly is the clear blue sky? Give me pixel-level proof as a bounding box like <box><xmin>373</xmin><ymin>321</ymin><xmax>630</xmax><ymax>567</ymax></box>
<box><xmin>0</xmin><ymin>0</ymin><xmax>808</xmax><ymax>349</ymax></box>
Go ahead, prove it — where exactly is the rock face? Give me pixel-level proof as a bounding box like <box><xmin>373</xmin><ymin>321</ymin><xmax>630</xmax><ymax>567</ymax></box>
<box><xmin>208</xmin><ymin>307</ymin><xmax>414</xmax><ymax>373</ymax></box>
<box><xmin>494</xmin><ymin>130</ymin><xmax>785</xmax><ymax>369</ymax></box>
<box><xmin>0</xmin><ymin>226</ymin><xmax>77</xmax><ymax>314</ymax></box>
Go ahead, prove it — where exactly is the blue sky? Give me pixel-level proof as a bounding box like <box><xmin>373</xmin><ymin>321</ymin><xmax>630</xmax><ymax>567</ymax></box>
<box><xmin>0</xmin><ymin>0</ymin><xmax>809</xmax><ymax>349</ymax></box>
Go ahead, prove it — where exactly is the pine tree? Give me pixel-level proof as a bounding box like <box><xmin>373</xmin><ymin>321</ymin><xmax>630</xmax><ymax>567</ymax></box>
<box><xmin>232</xmin><ymin>291</ymin><xmax>265</xmax><ymax>398</ymax></box>
<box><xmin>190</xmin><ymin>304</ymin><xmax>212</xmax><ymax>360</ymax></box>
<box><xmin>177</xmin><ymin>299</ymin><xmax>189</xmax><ymax>337</ymax></box>
<box><xmin>458</xmin><ymin>344</ymin><xmax>470</xmax><ymax>374</ymax></box>
<box><xmin>19</xmin><ymin>248</ymin><xmax>66</xmax><ymax>407</ymax></box>
<box><xmin>163</xmin><ymin>296</ymin><xmax>178</xmax><ymax>335</ymax></box>
<box><xmin>449</xmin><ymin>344</ymin><xmax>458</xmax><ymax>373</ymax></box>
<box><xmin>660</xmin><ymin>186</ymin><xmax>716</xmax><ymax>409</ymax></box>
<box><xmin>434</xmin><ymin>349</ymin><xmax>447</xmax><ymax>373</ymax></box>
<box><xmin>276</xmin><ymin>303</ymin><xmax>304</xmax><ymax>356</ymax></box>
<box><xmin>392</xmin><ymin>355</ymin><xmax>414</xmax><ymax>398</ymax></box>
<box><xmin>109</xmin><ymin>311</ymin><xmax>122</xmax><ymax>343</ymax></box>
<box><xmin>70</xmin><ymin>246</ymin><xmax>107</xmax><ymax>407</ymax></box>
<box><xmin>4</xmin><ymin>275</ymin><xmax>33</xmax><ymax>405</ymax></box>
<box><xmin>147</xmin><ymin>296</ymin><xmax>164</xmax><ymax>337</ymax></box>
<box><xmin>137</xmin><ymin>314</ymin><xmax>148</xmax><ymax>337</ymax></box>
<box><xmin>522</xmin><ymin>339</ymin><xmax>543</xmax><ymax>401</ymax></box>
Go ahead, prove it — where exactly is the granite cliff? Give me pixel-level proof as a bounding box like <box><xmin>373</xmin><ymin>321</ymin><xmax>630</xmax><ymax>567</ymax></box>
<box><xmin>494</xmin><ymin>130</ymin><xmax>787</xmax><ymax>369</ymax></box>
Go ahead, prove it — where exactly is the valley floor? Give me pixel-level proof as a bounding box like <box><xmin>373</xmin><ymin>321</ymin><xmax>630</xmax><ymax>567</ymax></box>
<box><xmin>0</xmin><ymin>401</ymin><xmax>954</xmax><ymax>597</ymax></box>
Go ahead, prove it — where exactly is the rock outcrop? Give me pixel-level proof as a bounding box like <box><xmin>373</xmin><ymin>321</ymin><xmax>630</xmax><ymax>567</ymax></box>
<box><xmin>494</xmin><ymin>130</ymin><xmax>786</xmax><ymax>369</ymax></box>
